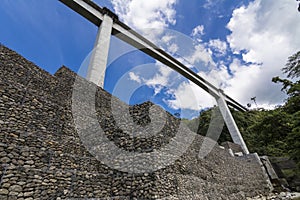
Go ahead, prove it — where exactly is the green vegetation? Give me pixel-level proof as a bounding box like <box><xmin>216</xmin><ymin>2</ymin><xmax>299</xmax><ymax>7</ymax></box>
<box><xmin>184</xmin><ymin>51</ymin><xmax>300</xmax><ymax>169</ymax></box>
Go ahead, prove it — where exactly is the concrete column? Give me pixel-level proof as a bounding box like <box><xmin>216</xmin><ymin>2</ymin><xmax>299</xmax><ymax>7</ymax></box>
<box><xmin>216</xmin><ymin>90</ymin><xmax>250</xmax><ymax>154</ymax></box>
<box><xmin>87</xmin><ymin>14</ymin><xmax>113</xmax><ymax>87</ymax></box>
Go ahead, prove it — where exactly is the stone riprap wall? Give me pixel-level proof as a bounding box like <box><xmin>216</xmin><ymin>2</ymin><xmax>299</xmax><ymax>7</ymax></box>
<box><xmin>0</xmin><ymin>45</ymin><xmax>271</xmax><ymax>199</ymax></box>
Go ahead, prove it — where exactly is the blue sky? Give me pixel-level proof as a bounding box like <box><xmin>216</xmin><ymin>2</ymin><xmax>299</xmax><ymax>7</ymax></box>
<box><xmin>1</xmin><ymin>0</ymin><xmax>299</xmax><ymax>118</ymax></box>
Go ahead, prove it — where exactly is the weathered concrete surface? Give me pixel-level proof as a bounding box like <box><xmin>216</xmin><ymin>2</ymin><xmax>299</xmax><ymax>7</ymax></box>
<box><xmin>0</xmin><ymin>45</ymin><xmax>271</xmax><ymax>199</ymax></box>
<box><xmin>87</xmin><ymin>14</ymin><xmax>113</xmax><ymax>87</ymax></box>
<box><xmin>217</xmin><ymin>91</ymin><xmax>249</xmax><ymax>154</ymax></box>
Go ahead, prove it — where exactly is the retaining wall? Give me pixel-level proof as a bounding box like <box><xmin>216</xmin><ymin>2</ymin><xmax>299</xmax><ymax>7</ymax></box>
<box><xmin>0</xmin><ymin>45</ymin><xmax>271</xmax><ymax>199</ymax></box>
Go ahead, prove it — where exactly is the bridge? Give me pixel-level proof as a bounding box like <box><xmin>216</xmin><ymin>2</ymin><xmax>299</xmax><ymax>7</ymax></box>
<box><xmin>59</xmin><ymin>0</ymin><xmax>250</xmax><ymax>154</ymax></box>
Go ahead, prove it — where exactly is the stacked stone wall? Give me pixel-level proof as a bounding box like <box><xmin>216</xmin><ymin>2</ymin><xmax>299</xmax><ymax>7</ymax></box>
<box><xmin>0</xmin><ymin>45</ymin><xmax>270</xmax><ymax>199</ymax></box>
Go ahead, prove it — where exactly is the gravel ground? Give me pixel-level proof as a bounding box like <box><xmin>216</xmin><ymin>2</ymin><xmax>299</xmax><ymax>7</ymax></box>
<box><xmin>247</xmin><ymin>192</ymin><xmax>300</xmax><ymax>200</ymax></box>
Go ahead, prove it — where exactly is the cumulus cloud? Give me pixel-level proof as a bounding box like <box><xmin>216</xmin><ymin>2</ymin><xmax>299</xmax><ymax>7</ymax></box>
<box><xmin>167</xmin><ymin>43</ymin><xmax>179</xmax><ymax>54</ymax></box>
<box><xmin>208</xmin><ymin>39</ymin><xmax>227</xmax><ymax>56</ymax></box>
<box><xmin>111</xmin><ymin>0</ymin><xmax>177</xmax><ymax>39</ymax></box>
<box><xmin>198</xmin><ymin>65</ymin><xmax>231</xmax><ymax>89</ymax></box>
<box><xmin>191</xmin><ymin>25</ymin><xmax>205</xmax><ymax>37</ymax></box>
<box><xmin>227</xmin><ymin>0</ymin><xmax>300</xmax><ymax>64</ymax></box>
<box><xmin>126</xmin><ymin>62</ymin><xmax>217</xmax><ymax>110</ymax></box>
<box><xmin>144</xmin><ymin>64</ymin><xmax>173</xmax><ymax>88</ymax></box>
<box><xmin>187</xmin><ymin>25</ymin><xmax>217</xmax><ymax>69</ymax></box>
<box><xmin>186</xmin><ymin>44</ymin><xmax>216</xmax><ymax>68</ymax></box>
<box><xmin>166</xmin><ymin>81</ymin><xmax>216</xmax><ymax>110</ymax></box>
<box><xmin>129</xmin><ymin>72</ymin><xmax>142</xmax><ymax>84</ymax></box>
<box><xmin>128</xmin><ymin>63</ymin><xmax>174</xmax><ymax>95</ymax></box>
<box><xmin>161</xmin><ymin>34</ymin><xmax>175</xmax><ymax>43</ymax></box>
<box><xmin>225</xmin><ymin>0</ymin><xmax>300</xmax><ymax>107</ymax></box>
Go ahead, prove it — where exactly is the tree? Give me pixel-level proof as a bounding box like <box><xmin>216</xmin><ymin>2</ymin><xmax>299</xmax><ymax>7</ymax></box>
<box><xmin>272</xmin><ymin>51</ymin><xmax>300</xmax><ymax>168</ymax></box>
<box><xmin>282</xmin><ymin>51</ymin><xmax>300</xmax><ymax>79</ymax></box>
<box><xmin>272</xmin><ymin>51</ymin><xmax>300</xmax><ymax>114</ymax></box>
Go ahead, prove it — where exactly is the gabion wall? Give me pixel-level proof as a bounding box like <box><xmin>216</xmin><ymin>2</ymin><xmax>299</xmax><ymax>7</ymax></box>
<box><xmin>0</xmin><ymin>45</ymin><xmax>270</xmax><ymax>199</ymax></box>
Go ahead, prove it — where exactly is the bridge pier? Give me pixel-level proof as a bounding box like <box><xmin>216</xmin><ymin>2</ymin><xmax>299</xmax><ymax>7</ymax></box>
<box><xmin>87</xmin><ymin>14</ymin><xmax>113</xmax><ymax>87</ymax></box>
<box><xmin>216</xmin><ymin>90</ymin><xmax>249</xmax><ymax>154</ymax></box>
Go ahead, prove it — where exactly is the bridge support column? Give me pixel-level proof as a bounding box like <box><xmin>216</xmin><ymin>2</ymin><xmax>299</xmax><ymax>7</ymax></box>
<box><xmin>87</xmin><ymin>14</ymin><xmax>113</xmax><ymax>87</ymax></box>
<box><xmin>216</xmin><ymin>90</ymin><xmax>249</xmax><ymax>154</ymax></box>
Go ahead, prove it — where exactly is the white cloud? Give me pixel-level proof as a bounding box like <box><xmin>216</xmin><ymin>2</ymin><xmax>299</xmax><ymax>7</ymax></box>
<box><xmin>166</xmin><ymin>81</ymin><xmax>216</xmax><ymax>110</ymax></box>
<box><xmin>225</xmin><ymin>0</ymin><xmax>300</xmax><ymax>107</ymax></box>
<box><xmin>203</xmin><ymin>0</ymin><xmax>224</xmax><ymax>9</ymax></box>
<box><xmin>227</xmin><ymin>0</ymin><xmax>300</xmax><ymax>63</ymax></box>
<box><xmin>186</xmin><ymin>44</ymin><xmax>216</xmax><ymax>68</ymax></box>
<box><xmin>208</xmin><ymin>39</ymin><xmax>227</xmax><ymax>55</ymax></box>
<box><xmin>185</xmin><ymin>25</ymin><xmax>217</xmax><ymax>70</ymax></box>
<box><xmin>128</xmin><ymin>63</ymin><xmax>174</xmax><ymax>95</ymax></box>
<box><xmin>191</xmin><ymin>25</ymin><xmax>205</xmax><ymax>37</ymax></box>
<box><xmin>126</xmin><ymin>62</ymin><xmax>218</xmax><ymax>110</ymax></box>
<box><xmin>167</xmin><ymin>43</ymin><xmax>179</xmax><ymax>54</ymax></box>
<box><xmin>144</xmin><ymin>64</ymin><xmax>172</xmax><ymax>88</ymax></box>
<box><xmin>161</xmin><ymin>34</ymin><xmax>175</xmax><ymax>43</ymax></box>
<box><xmin>128</xmin><ymin>72</ymin><xmax>142</xmax><ymax>84</ymax></box>
<box><xmin>198</xmin><ymin>64</ymin><xmax>231</xmax><ymax>89</ymax></box>
<box><xmin>111</xmin><ymin>0</ymin><xmax>177</xmax><ymax>39</ymax></box>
